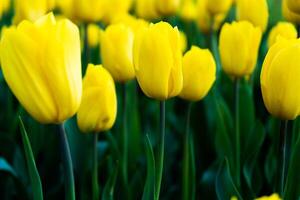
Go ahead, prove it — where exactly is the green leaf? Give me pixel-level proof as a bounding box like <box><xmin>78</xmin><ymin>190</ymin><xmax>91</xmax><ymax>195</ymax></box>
<box><xmin>19</xmin><ymin>116</ymin><xmax>43</xmax><ymax>200</ymax></box>
<box><xmin>0</xmin><ymin>157</ymin><xmax>17</xmax><ymax>177</ymax></box>
<box><xmin>216</xmin><ymin>158</ymin><xmax>243</xmax><ymax>200</ymax></box>
<box><xmin>142</xmin><ymin>134</ymin><xmax>156</xmax><ymax>200</ymax></box>
<box><xmin>102</xmin><ymin>161</ymin><xmax>119</xmax><ymax>200</ymax></box>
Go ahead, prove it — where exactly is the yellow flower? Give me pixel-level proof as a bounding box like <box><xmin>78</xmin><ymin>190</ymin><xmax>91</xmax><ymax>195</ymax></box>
<box><xmin>135</xmin><ymin>0</ymin><xmax>159</xmax><ymax>20</ymax></box>
<box><xmin>282</xmin><ymin>0</ymin><xmax>300</xmax><ymax>24</ymax></box>
<box><xmin>179</xmin><ymin>46</ymin><xmax>216</xmax><ymax>101</ymax></box>
<box><xmin>196</xmin><ymin>0</ymin><xmax>227</xmax><ymax>34</ymax></box>
<box><xmin>101</xmin><ymin>23</ymin><xmax>135</xmax><ymax>82</ymax></box>
<box><xmin>0</xmin><ymin>13</ymin><xmax>82</xmax><ymax>124</ymax></box>
<box><xmin>13</xmin><ymin>0</ymin><xmax>49</xmax><ymax>24</ymax></box>
<box><xmin>230</xmin><ymin>196</ymin><xmax>238</xmax><ymax>200</ymax></box>
<box><xmin>102</xmin><ymin>0</ymin><xmax>133</xmax><ymax>24</ymax></box>
<box><xmin>261</xmin><ymin>38</ymin><xmax>300</xmax><ymax>120</ymax></box>
<box><xmin>0</xmin><ymin>0</ymin><xmax>10</xmax><ymax>18</ymax></box>
<box><xmin>133</xmin><ymin>21</ymin><xmax>183</xmax><ymax>100</ymax></box>
<box><xmin>206</xmin><ymin>0</ymin><xmax>233</xmax><ymax>16</ymax></box>
<box><xmin>236</xmin><ymin>0</ymin><xmax>269</xmax><ymax>32</ymax></box>
<box><xmin>286</xmin><ymin>0</ymin><xmax>300</xmax><ymax>13</ymax></box>
<box><xmin>219</xmin><ymin>21</ymin><xmax>262</xmax><ymax>77</ymax></box>
<box><xmin>255</xmin><ymin>193</ymin><xmax>281</xmax><ymax>200</ymax></box>
<box><xmin>179</xmin><ymin>0</ymin><xmax>197</xmax><ymax>21</ymax></box>
<box><xmin>267</xmin><ymin>22</ymin><xmax>297</xmax><ymax>48</ymax></box>
<box><xmin>87</xmin><ymin>23</ymin><xmax>101</xmax><ymax>48</ymax></box>
<box><xmin>110</xmin><ymin>13</ymin><xmax>149</xmax><ymax>34</ymax></box>
<box><xmin>77</xmin><ymin>64</ymin><xmax>117</xmax><ymax>133</ymax></box>
<box><xmin>156</xmin><ymin>0</ymin><xmax>181</xmax><ymax>16</ymax></box>
<box><xmin>180</xmin><ymin>31</ymin><xmax>187</xmax><ymax>53</ymax></box>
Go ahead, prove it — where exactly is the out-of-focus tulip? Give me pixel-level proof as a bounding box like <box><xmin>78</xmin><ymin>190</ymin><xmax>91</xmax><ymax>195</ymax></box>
<box><xmin>87</xmin><ymin>23</ymin><xmax>101</xmax><ymax>48</ymax></box>
<box><xmin>101</xmin><ymin>24</ymin><xmax>135</xmax><ymax>82</ymax></box>
<box><xmin>261</xmin><ymin>38</ymin><xmax>300</xmax><ymax>120</ymax></box>
<box><xmin>179</xmin><ymin>46</ymin><xmax>216</xmax><ymax>101</ymax></box>
<box><xmin>283</xmin><ymin>0</ymin><xmax>300</xmax><ymax>24</ymax></box>
<box><xmin>236</xmin><ymin>0</ymin><xmax>269</xmax><ymax>32</ymax></box>
<box><xmin>0</xmin><ymin>0</ymin><xmax>10</xmax><ymax>18</ymax></box>
<box><xmin>13</xmin><ymin>0</ymin><xmax>49</xmax><ymax>24</ymax></box>
<box><xmin>255</xmin><ymin>193</ymin><xmax>281</xmax><ymax>200</ymax></box>
<box><xmin>287</xmin><ymin>0</ymin><xmax>300</xmax><ymax>13</ymax></box>
<box><xmin>135</xmin><ymin>0</ymin><xmax>159</xmax><ymax>20</ymax></box>
<box><xmin>219</xmin><ymin>21</ymin><xmax>262</xmax><ymax>77</ymax></box>
<box><xmin>196</xmin><ymin>0</ymin><xmax>227</xmax><ymax>34</ymax></box>
<box><xmin>180</xmin><ymin>31</ymin><xmax>187</xmax><ymax>52</ymax></box>
<box><xmin>102</xmin><ymin>0</ymin><xmax>133</xmax><ymax>24</ymax></box>
<box><xmin>133</xmin><ymin>21</ymin><xmax>183</xmax><ymax>100</ymax></box>
<box><xmin>206</xmin><ymin>0</ymin><xmax>232</xmax><ymax>16</ymax></box>
<box><xmin>267</xmin><ymin>22</ymin><xmax>297</xmax><ymax>48</ymax></box>
<box><xmin>77</xmin><ymin>64</ymin><xmax>117</xmax><ymax>133</ymax></box>
<box><xmin>111</xmin><ymin>13</ymin><xmax>149</xmax><ymax>34</ymax></box>
<box><xmin>179</xmin><ymin>0</ymin><xmax>197</xmax><ymax>21</ymax></box>
<box><xmin>0</xmin><ymin>13</ymin><xmax>82</xmax><ymax>124</ymax></box>
<box><xmin>156</xmin><ymin>0</ymin><xmax>181</xmax><ymax>16</ymax></box>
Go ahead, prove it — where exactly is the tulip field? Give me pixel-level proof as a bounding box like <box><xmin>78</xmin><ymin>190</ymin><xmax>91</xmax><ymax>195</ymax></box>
<box><xmin>1</xmin><ymin>0</ymin><xmax>300</xmax><ymax>200</ymax></box>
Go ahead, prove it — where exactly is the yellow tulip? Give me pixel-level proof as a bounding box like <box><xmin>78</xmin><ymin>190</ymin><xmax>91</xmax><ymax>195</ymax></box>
<box><xmin>101</xmin><ymin>23</ymin><xmax>135</xmax><ymax>82</ymax></box>
<box><xmin>261</xmin><ymin>38</ymin><xmax>300</xmax><ymax>120</ymax></box>
<box><xmin>135</xmin><ymin>0</ymin><xmax>159</xmax><ymax>20</ymax></box>
<box><xmin>287</xmin><ymin>0</ymin><xmax>300</xmax><ymax>13</ymax></box>
<box><xmin>102</xmin><ymin>0</ymin><xmax>133</xmax><ymax>24</ymax></box>
<box><xmin>110</xmin><ymin>13</ymin><xmax>149</xmax><ymax>34</ymax></box>
<box><xmin>230</xmin><ymin>196</ymin><xmax>238</xmax><ymax>200</ymax></box>
<box><xmin>0</xmin><ymin>13</ymin><xmax>82</xmax><ymax>124</ymax></box>
<box><xmin>219</xmin><ymin>21</ymin><xmax>262</xmax><ymax>77</ymax></box>
<box><xmin>180</xmin><ymin>31</ymin><xmax>187</xmax><ymax>53</ymax></box>
<box><xmin>179</xmin><ymin>46</ymin><xmax>216</xmax><ymax>101</ymax></box>
<box><xmin>236</xmin><ymin>0</ymin><xmax>269</xmax><ymax>32</ymax></box>
<box><xmin>267</xmin><ymin>22</ymin><xmax>297</xmax><ymax>48</ymax></box>
<box><xmin>13</xmin><ymin>0</ymin><xmax>49</xmax><ymax>24</ymax></box>
<box><xmin>156</xmin><ymin>0</ymin><xmax>181</xmax><ymax>16</ymax></box>
<box><xmin>133</xmin><ymin>21</ymin><xmax>183</xmax><ymax>100</ymax></box>
<box><xmin>282</xmin><ymin>0</ymin><xmax>300</xmax><ymax>24</ymax></box>
<box><xmin>77</xmin><ymin>64</ymin><xmax>117</xmax><ymax>133</ymax></box>
<box><xmin>0</xmin><ymin>0</ymin><xmax>10</xmax><ymax>18</ymax></box>
<box><xmin>179</xmin><ymin>0</ymin><xmax>197</xmax><ymax>21</ymax></box>
<box><xmin>255</xmin><ymin>193</ymin><xmax>281</xmax><ymax>200</ymax></box>
<box><xmin>196</xmin><ymin>0</ymin><xmax>227</xmax><ymax>34</ymax></box>
<box><xmin>206</xmin><ymin>0</ymin><xmax>233</xmax><ymax>16</ymax></box>
<box><xmin>87</xmin><ymin>23</ymin><xmax>101</xmax><ymax>48</ymax></box>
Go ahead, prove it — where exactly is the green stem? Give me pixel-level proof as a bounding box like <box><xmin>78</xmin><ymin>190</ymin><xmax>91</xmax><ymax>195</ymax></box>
<box><xmin>58</xmin><ymin>124</ymin><xmax>75</xmax><ymax>200</ymax></box>
<box><xmin>93</xmin><ymin>133</ymin><xmax>99</xmax><ymax>200</ymax></box>
<box><xmin>155</xmin><ymin>101</ymin><xmax>166</xmax><ymax>200</ymax></box>
<box><xmin>122</xmin><ymin>83</ymin><xmax>129</xmax><ymax>197</ymax></box>
<box><xmin>183</xmin><ymin>102</ymin><xmax>193</xmax><ymax>200</ymax></box>
<box><xmin>234</xmin><ymin>78</ymin><xmax>240</xmax><ymax>187</ymax></box>
<box><xmin>280</xmin><ymin>120</ymin><xmax>288</xmax><ymax>195</ymax></box>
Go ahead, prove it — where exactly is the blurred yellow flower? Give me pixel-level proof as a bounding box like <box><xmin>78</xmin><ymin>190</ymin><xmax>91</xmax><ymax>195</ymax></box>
<box><xmin>219</xmin><ymin>21</ymin><xmax>262</xmax><ymax>77</ymax></box>
<box><xmin>255</xmin><ymin>193</ymin><xmax>281</xmax><ymax>200</ymax></box>
<box><xmin>206</xmin><ymin>0</ymin><xmax>233</xmax><ymax>16</ymax></box>
<box><xmin>267</xmin><ymin>22</ymin><xmax>297</xmax><ymax>48</ymax></box>
<box><xmin>282</xmin><ymin>0</ymin><xmax>300</xmax><ymax>24</ymax></box>
<box><xmin>230</xmin><ymin>196</ymin><xmax>238</xmax><ymax>200</ymax></box>
<box><xmin>102</xmin><ymin>0</ymin><xmax>133</xmax><ymax>24</ymax></box>
<box><xmin>77</xmin><ymin>64</ymin><xmax>117</xmax><ymax>133</ymax></box>
<box><xmin>0</xmin><ymin>13</ymin><xmax>82</xmax><ymax>124</ymax></box>
<box><xmin>196</xmin><ymin>0</ymin><xmax>227</xmax><ymax>34</ymax></box>
<box><xmin>179</xmin><ymin>0</ymin><xmax>197</xmax><ymax>21</ymax></box>
<box><xmin>156</xmin><ymin>0</ymin><xmax>181</xmax><ymax>16</ymax></box>
<box><xmin>261</xmin><ymin>38</ymin><xmax>300</xmax><ymax>120</ymax></box>
<box><xmin>87</xmin><ymin>23</ymin><xmax>101</xmax><ymax>48</ymax></box>
<box><xmin>110</xmin><ymin>13</ymin><xmax>149</xmax><ymax>34</ymax></box>
<box><xmin>236</xmin><ymin>0</ymin><xmax>269</xmax><ymax>32</ymax></box>
<box><xmin>286</xmin><ymin>0</ymin><xmax>300</xmax><ymax>13</ymax></box>
<box><xmin>180</xmin><ymin>31</ymin><xmax>187</xmax><ymax>53</ymax></box>
<box><xmin>133</xmin><ymin>21</ymin><xmax>183</xmax><ymax>100</ymax></box>
<box><xmin>135</xmin><ymin>0</ymin><xmax>159</xmax><ymax>20</ymax></box>
<box><xmin>179</xmin><ymin>46</ymin><xmax>216</xmax><ymax>101</ymax></box>
<box><xmin>0</xmin><ymin>0</ymin><xmax>10</xmax><ymax>18</ymax></box>
<box><xmin>101</xmin><ymin>24</ymin><xmax>135</xmax><ymax>82</ymax></box>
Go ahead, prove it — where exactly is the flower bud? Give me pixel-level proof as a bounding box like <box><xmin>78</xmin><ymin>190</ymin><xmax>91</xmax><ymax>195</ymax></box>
<box><xmin>135</xmin><ymin>0</ymin><xmax>159</xmax><ymax>20</ymax></box>
<box><xmin>77</xmin><ymin>64</ymin><xmax>117</xmax><ymax>133</ymax></box>
<box><xmin>87</xmin><ymin>23</ymin><xmax>101</xmax><ymax>48</ymax></box>
<box><xmin>267</xmin><ymin>22</ymin><xmax>297</xmax><ymax>48</ymax></box>
<box><xmin>179</xmin><ymin>46</ymin><xmax>216</xmax><ymax>101</ymax></box>
<box><xmin>286</xmin><ymin>0</ymin><xmax>300</xmax><ymax>14</ymax></box>
<box><xmin>156</xmin><ymin>0</ymin><xmax>181</xmax><ymax>16</ymax></box>
<box><xmin>282</xmin><ymin>0</ymin><xmax>300</xmax><ymax>24</ymax></box>
<box><xmin>206</xmin><ymin>0</ymin><xmax>232</xmax><ymax>16</ymax></box>
<box><xmin>179</xmin><ymin>0</ymin><xmax>197</xmax><ymax>21</ymax></box>
<box><xmin>255</xmin><ymin>193</ymin><xmax>281</xmax><ymax>200</ymax></box>
<box><xmin>133</xmin><ymin>21</ymin><xmax>183</xmax><ymax>100</ymax></box>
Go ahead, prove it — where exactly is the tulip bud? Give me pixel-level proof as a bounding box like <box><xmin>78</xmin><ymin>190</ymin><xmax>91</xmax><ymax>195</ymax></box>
<box><xmin>267</xmin><ymin>22</ymin><xmax>297</xmax><ymax>48</ymax></box>
<box><xmin>236</xmin><ymin>0</ymin><xmax>269</xmax><ymax>32</ymax></box>
<box><xmin>156</xmin><ymin>0</ymin><xmax>181</xmax><ymax>16</ymax></box>
<box><xmin>111</xmin><ymin>13</ymin><xmax>149</xmax><ymax>34</ymax></box>
<box><xmin>133</xmin><ymin>21</ymin><xmax>183</xmax><ymax>100</ymax></box>
<box><xmin>77</xmin><ymin>64</ymin><xmax>117</xmax><ymax>133</ymax></box>
<box><xmin>179</xmin><ymin>0</ymin><xmax>197</xmax><ymax>21</ymax></box>
<box><xmin>179</xmin><ymin>46</ymin><xmax>216</xmax><ymax>101</ymax></box>
<box><xmin>282</xmin><ymin>0</ymin><xmax>300</xmax><ymax>24</ymax></box>
<box><xmin>101</xmin><ymin>23</ymin><xmax>135</xmax><ymax>82</ymax></box>
<box><xmin>255</xmin><ymin>193</ymin><xmax>281</xmax><ymax>200</ymax></box>
<box><xmin>219</xmin><ymin>21</ymin><xmax>262</xmax><ymax>77</ymax></box>
<box><xmin>0</xmin><ymin>0</ymin><xmax>10</xmax><ymax>18</ymax></box>
<box><xmin>0</xmin><ymin>13</ymin><xmax>82</xmax><ymax>124</ymax></box>
<box><xmin>261</xmin><ymin>38</ymin><xmax>300</xmax><ymax>120</ymax></box>
<box><xmin>135</xmin><ymin>0</ymin><xmax>159</xmax><ymax>20</ymax></box>
<box><xmin>206</xmin><ymin>0</ymin><xmax>232</xmax><ymax>16</ymax></box>
<box><xmin>287</xmin><ymin>0</ymin><xmax>300</xmax><ymax>14</ymax></box>
<box><xmin>87</xmin><ymin>23</ymin><xmax>101</xmax><ymax>48</ymax></box>
<box><xmin>102</xmin><ymin>0</ymin><xmax>133</xmax><ymax>24</ymax></box>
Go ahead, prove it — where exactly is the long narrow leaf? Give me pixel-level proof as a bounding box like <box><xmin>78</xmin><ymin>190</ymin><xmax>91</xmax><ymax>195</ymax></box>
<box><xmin>102</xmin><ymin>161</ymin><xmax>119</xmax><ymax>200</ymax></box>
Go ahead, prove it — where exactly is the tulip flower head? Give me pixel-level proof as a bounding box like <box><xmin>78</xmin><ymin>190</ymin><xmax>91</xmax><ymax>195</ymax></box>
<box><xmin>287</xmin><ymin>0</ymin><xmax>300</xmax><ymax>13</ymax></box>
<box><xmin>261</xmin><ymin>38</ymin><xmax>300</xmax><ymax>120</ymax></box>
<box><xmin>133</xmin><ymin>21</ymin><xmax>183</xmax><ymax>100</ymax></box>
<box><xmin>87</xmin><ymin>23</ymin><xmax>101</xmax><ymax>48</ymax></box>
<box><xmin>156</xmin><ymin>0</ymin><xmax>181</xmax><ymax>16</ymax></box>
<box><xmin>267</xmin><ymin>22</ymin><xmax>297</xmax><ymax>48</ymax></box>
<box><xmin>101</xmin><ymin>23</ymin><xmax>135</xmax><ymax>82</ymax></box>
<box><xmin>206</xmin><ymin>0</ymin><xmax>233</xmax><ymax>16</ymax></box>
<box><xmin>0</xmin><ymin>0</ymin><xmax>10</xmax><ymax>19</ymax></box>
<box><xmin>77</xmin><ymin>64</ymin><xmax>117</xmax><ymax>133</ymax></box>
<box><xmin>0</xmin><ymin>13</ymin><xmax>82</xmax><ymax>124</ymax></box>
<box><xmin>135</xmin><ymin>0</ymin><xmax>159</xmax><ymax>20</ymax></box>
<box><xmin>255</xmin><ymin>193</ymin><xmax>281</xmax><ymax>200</ymax></box>
<box><xmin>179</xmin><ymin>0</ymin><xmax>197</xmax><ymax>21</ymax></box>
<box><xmin>219</xmin><ymin>21</ymin><xmax>262</xmax><ymax>77</ymax></box>
<box><xmin>179</xmin><ymin>46</ymin><xmax>216</xmax><ymax>101</ymax></box>
<box><xmin>283</xmin><ymin>0</ymin><xmax>300</xmax><ymax>24</ymax></box>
